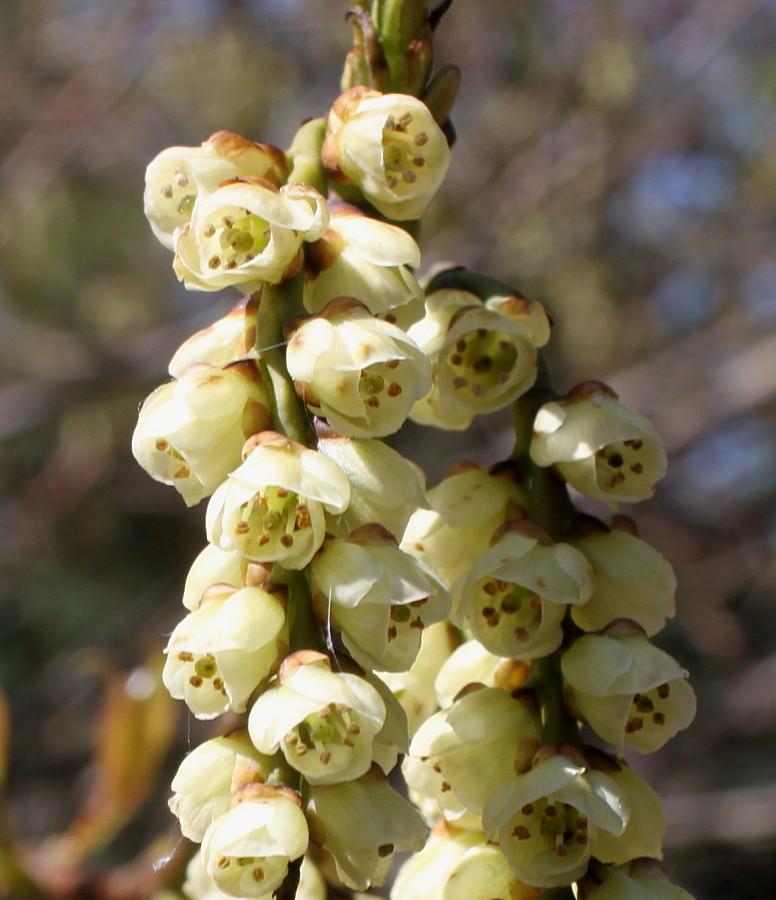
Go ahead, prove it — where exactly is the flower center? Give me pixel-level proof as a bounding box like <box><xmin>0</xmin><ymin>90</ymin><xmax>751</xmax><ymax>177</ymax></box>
<box><xmin>232</xmin><ymin>485</ymin><xmax>313</xmax><ymax>560</ymax></box>
<box><xmin>594</xmin><ymin>438</ymin><xmax>648</xmax><ymax>490</ymax></box>
<box><xmin>382</xmin><ymin>113</ymin><xmax>429</xmax><ymax>193</ymax></box>
<box><xmin>446</xmin><ymin>328</ymin><xmax>519</xmax><ymax>400</ymax></box>
<box><xmin>201</xmin><ymin>208</ymin><xmax>272</xmax><ymax>271</ymax></box>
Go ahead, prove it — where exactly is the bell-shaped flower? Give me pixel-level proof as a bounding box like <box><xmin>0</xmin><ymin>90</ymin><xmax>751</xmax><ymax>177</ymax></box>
<box><xmin>169</xmin><ymin>295</ymin><xmax>259</xmax><ymax>378</ymax></box>
<box><xmin>286</xmin><ymin>299</ymin><xmax>431</xmax><ymax>438</ymax></box>
<box><xmin>174</xmin><ymin>179</ymin><xmax>328</xmax><ymax>292</ymax></box>
<box><xmin>306</xmin><ymin>767</ymin><xmax>428</xmax><ymax>891</ymax></box>
<box><xmin>247</xmin><ymin>651</ymin><xmax>387</xmax><ymax>785</ymax></box>
<box><xmin>401</xmin><ymin>462</ymin><xmax>528</xmax><ymax>587</ymax></box>
<box><xmin>317</xmin><ymin>433</ymin><xmax>427</xmax><ymax>540</ymax></box>
<box><xmin>483</xmin><ymin>748</ymin><xmax>629</xmax><ymax>888</ymax></box>
<box><xmin>132</xmin><ymin>361</ymin><xmax>271</xmax><ymax>507</ymax></box>
<box><xmin>184</xmin><ymin>850</ymin><xmax>325</xmax><ymax>900</ymax></box>
<box><xmin>169</xmin><ymin>730</ymin><xmax>277</xmax><ymax>842</ymax></box>
<box><xmin>162</xmin><ymin>584</ymin><xmax>287</xmax><ymax>720</ymax></box>
<box><xmin>454</xmin><ymin>522</ymin><xmax>593</xmax><ymax>659</ymax></box>
<box><xmin>199</xmin><ymin>784</ymin><xmax>309</xmax><ymax>899</ymax></box>
<box><xmin>303</xmin><ymin>203</ymin><xmax>424</xmax><ymax>319</ymax></box>
<box><xmin>434</xmin><ymin>640</ymin><xmax>530</xmax><ymax>709</ymax></box>
<box><xmin>587</xmin><ymin>754</ymin><xmax>665</xmax><ymax>865</ymax></box>
<box><xmin>310</xmin><ymin>525</ymin><xmax>450</xmax><ymax>672</ymax></box>
<box><xmin>391</xmin><ymin>826</ymin><xmax>541</xmax><ymax>900</ymax></box>
<box><xmin>530</xmin><ymin>382</ymin><xmax>667</xmax><ymax>504</ymax></box>
<box><xmin>569</xmin><ymin>517</ymin><xmax>676</xmax><ymax>635</ymax></box>
<box><xmin>322</xmin><ymin>87</ymin><xmax>450</xmax><ymax>221</ymax></box>
<box><xmin>144</xmin><ymin>131</ymin><xmax>288</xmax><ymax>251</ymax></box>
<box><xmin>406</xmin><ymin>687</ymin><xmax>541</xmax><ymax>827</ymax></box>
<box><xmin>409</xmin><ymin>290</ymin><xmax>550</xmax><ymax>430</ymax></box>
<box><xmin>206</xmin><ymin>432</ymin><xmax>350</xmax><ymax>570</ymax></box>
<box><xmin>378</xmin><ymin>621</ymin><xmax>458</xmax><ymax>737</ymax></box>
<box><xmin>578</xmin><ymin>859</ymin><xmax>697</xmax><ymax>900</ymax></box>
<box><xmin>561</xmin><ymin>628</ymin><xmax>696</xmax><ymax>753</ymax></box>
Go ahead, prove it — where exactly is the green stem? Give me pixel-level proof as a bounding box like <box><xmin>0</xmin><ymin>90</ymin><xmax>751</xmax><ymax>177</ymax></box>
<box><xmin>380</xmin><ymin>0</ymin><xmax>429</xmax><ymax>88</ymax></box>
<box><xmin>531</xmin><ymin>655</ymin><xmax>583</xmax><ymax>749</ymax></box>
<box><xmin>539</xmin><ymin>888</ymin><xmax>577</xmax><ymax>900</ymax></box>
<box><xmin>280</xmin><ymin>568</ymin><xmax>327</xmax><ymax>654</ymax></box>
<box><xmin>256</xmin><ymin>277</ymin><xmax>314</xmax><ymax>447</ymax></box>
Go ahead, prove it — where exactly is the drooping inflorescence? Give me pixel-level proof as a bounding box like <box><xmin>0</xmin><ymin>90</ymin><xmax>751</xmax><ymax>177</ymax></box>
<box><xmin>134</xmin><ymin>3</ymin><xmax>697</xmax><ymax>899</ymax></box>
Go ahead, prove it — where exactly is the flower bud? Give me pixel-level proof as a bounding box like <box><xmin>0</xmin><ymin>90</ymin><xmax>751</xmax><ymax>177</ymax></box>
<box><xmin>132</xmin><ymin>362</ymin><xmax>271</xmax><ymax>506</ymax></box>
<box><xmin>569</xmin><ymin>520</ymin><xmax>676</xmax><ymax>635</ymax></box>
<box><xmin>406</xmin><ymin>688</ymin><xmax>540</xmax><ymax>825</ymax></box>
<box><xmin>162</xmin><ymin>585</ymin><xmax>287</xmax><ymax>720</ymax></box>
<box><xmin>310</xmin><ymin>525</ymin><xmax>450</xmax><ymax>672</ymax></box>
<box><xmin>144</xmin><ymin>131</ymin><xmax>288</xmax><ymax>251</ymax></box>
<box><xmin>322</xmin><ymin>87</ymin><xmax>450</xmax><ymax>221</ymax></box>
<box><xmin>434</xmin><ymin>640</ymin><xmax>530</xmax><ymax>708</ymax></box>
<box><xmin>169</xmin><ymin>295</ymin><xmax>259</xmax><ymax>378</ymax></box>
<box><xmin>409</xmin><ymin>290</ymin><xmax>550</xmax><ymax>430</ymax></box>
<box><xmin>206</xmin><ymin>433</ymin><xmax>350</xmax><ymax>570</ymax></box>
<box><xmin>174</xmin><ymin>180</ymin><xmax>328</xmax><ymax>291</ymax></box>
<box><xmin>483</xmin><ymin>751</ymin><xmax>629</xmax><ymax>888</ymax></box>
<box><xmin>303</xmin><ymin>204</ymin><xmax>424</xmax><ymax>320</ymax></box>
<box><xmin>530</xmin><ymin>383</ymin><xmax>667</xmax><ymax>504</ymax></box>
<box><xmin>286</xmin><ymin>299</ymin><xmax>431</xmax><ymax>438</ymax></box>
<box><xmin>401</xmin><ymin>462</ymin><xmax>527</xmax><ymax>587</ymax></box>
<box><xmin>561</xmin><ymin>632</ymin><xmax>696</xmax><ymax>753</ymax></box>
<box><xmin>454</xmin><ymin>524</ymin><xmax>593</xmax><ymax>659</ymax></box>
<box><xmin>317</xmin><ymin>434</ymin><xmax>427</xmax><ymax>540</ymax></box>
<box><xmin>169</xmin><ymin>731</ymin><xmax>275</xmax><ymax>842</ymax></box>
<box><xmin>199</xmin><ymin>785</ymin><xmax>309</xmax><ymax>899</ymax></box>
<box><xmin>306</xmin><ymin>768</ymin><xmax>427</xmax><ymax>891</ymax></box>
<box><xmin>248</xmin><ymin>652</ymin><xmax>386</xmax><ymax>785</ymax></box>
<box><xmin>392</xmin><ymin>827</ymin><xmax>540</xmax><ymax>900</ymax></box>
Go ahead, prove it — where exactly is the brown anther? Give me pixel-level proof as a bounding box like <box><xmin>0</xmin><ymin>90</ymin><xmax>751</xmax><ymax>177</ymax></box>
<box><xmin>366</xmin><ymin>396</ymin><xmax>380</xmax><ymax>407</ymax></box>
<box><xmin>258</xmin><ymin>534</ymin><xmax>271</xmax><ymax>546</ymax></box>
<box><xmin>178</xmin><ymin>651</ymin><xmax>194</xmax><ymax>662</ymax></box>
<box><xmin>385</xmin><ymin>359</ymin><xmax>400</xmax><ymax>369</ymax></box>
<box><xmin>514</xmin><ymin>627</ymin><xmax>529</xmax><ymax>641</ymax></box>
<box><xmin>280</xmin><ymin>535</ymin><xmax>294</xmax><ymax>547</ymax></box>
<box><xmin>155</xmin><ymin>438</ymin><xmax>169</xmax><ymax>451</ymax></box>
<box><xmin>512</xmin><ymin>825</ymin><xmax>531</xmax><ymax>840</ymax></box>
<box><xmin>276</xmin><ymin>488</ymin><xmax>289</xmax><ymax>498</ymax></box>
<box><xmin>235</xmin><ymin>522</ymin><xmax>250</xmax><ymax>534</ymax></box>
<box><xmin>657</xmin><ymin>683</ymin><xmax>671</xmax><ymax>699</ymax></box>
<box><xmin>387</xmin><ymin>382</ymin><xmax>402</xmax><ymax>397</ymax></box>
<box><xmin>625</xmin><ymin>439</ymin><xmax>644</xmax><ymax>449</ymax></box>
<box><xmin>208</xmin><ymin>255</ymin><xmax>221</xmax><ymax>269</ymax></box>
<box><xmin>203</xmin><ymin>223</ymin><xmax>216</xmax><ymax>237</ymax></box>
<box><xmin>631</xmin><ymin>463</ymin><xmax>644</xmax><ymax>474</ymax></box>
<box><xmin>402</xmin><ymin>170</ymin><xmax>417</xmax><ymax>183</ymax></box>
<box><xmin>320</xmin><ymin>751</ymin><xmax>332</xmax><ymax>764</ymax></box>
<box><xmin>414</xmin><ymin>132</ymin><xmax>429</xmax><ymax>146</ymax></box>
<box><xmin>521</xmin><ymin>803</ymin><xmax>534</xmax><ymax>815</ymax></box>
<box><xmin>251</xmin><ymin>867</ymin><xmax>264</xmax><ymax>882</ymax></box>
<box><xmin>608</xmin><ymin>453</ymin><xmax>624</xmax><ymax>468</ymax></box>
<box><xmin>189</xmin><ymin>676</ymin><xmax>204</xmax><ymax>688</ymax></box>
<box><xmin>160</xmin><ymin>184</ymin><xmax>174</xmax><ymax>199</ymax></box>
<box><xmin>452</xmin><ymin>376</ymin><xmax>468</xmax><ymax>388</ymax></box>
<box><xmin>653</xmin><ymin>712</ymin><xmax>666</xmax><ymax>726</ymax></box>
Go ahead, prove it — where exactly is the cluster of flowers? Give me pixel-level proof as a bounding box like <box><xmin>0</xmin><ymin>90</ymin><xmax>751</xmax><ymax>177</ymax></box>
<box><xmin>135</xmin><ymin>77</ymin><xmax>696</xmax><ymax>900</ymax></box>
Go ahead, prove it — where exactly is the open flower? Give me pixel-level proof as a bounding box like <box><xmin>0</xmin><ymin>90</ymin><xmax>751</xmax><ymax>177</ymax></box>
<box><xmin>530</xmin><ymin>382</ymin><xmax>667</xmax><ymax>504</ymax></box>
<box><xmin>483</xmin><ymin>748</ymin><xmax>629</xmax><ymax>888</ymax></box>
<box><xmin>132</xmin><ymin>361</ymin><xmax>271</xmax><ymax>506</ymax></box>
<box><xmin>184</xmin><ymin>851</ymin><xmax>325</xmax><ymax>900</ymax></box>
<box><xmin>162</xmin><ymin>584</ymin><xmax>287</xmax><ymax>720</ymax></box>
<box><xmin>144</xmin><ymin>131</ymin><xmax>288</xmax><ymax>251</ymax></box>
<box><xmin>206</xmin><ymin>432</ymin><xmax>350</xmax><ymax>570</ymax></box>
<box><xmin>174</xmin><ymin>179</ymin><xmax>328</xmax><ymax>291</ymax></box>
<box><xmin>286</xmin><ymin>298</ymin><xmax>431</xmax><ymax>438</ymax></box>
<box><xmin>199</xmin><ymin>784</ymin><xmax>309</xmax><ymax>899</ymax></box>
<box><xmin>322</xmin><ymin>87</ymin><xmax>450</xmax><ymax>220</ymax></box>
<box><xmin>306</xmin><ymin>767</ymin><xmax>428</xmax><ymax>891</ymax></box>
<box><xmin>391</xmin><ymin>826</ymin><xmax>540</xmax><ymax>900</ymax></box>
<box><xmin>169</xmin><ymin>730</ymin><xmax>276</xmax><ymax>842</ymax></box>
<box><xmin>453</xmin><ymin>522</ymin><xmax>593</xmax><ymax>659</ymax></box>
<box><xmin>248</xmin><ymin>652</ymin><xmax>387</xmax><ymax>785</ymax></box>
<box><xmin>569</xmin><ymin>516</ymin><xmax>676</xmax><ymax>635</ymax></box>
<box><xmin>409</xmin><ymin>290</ymin><xmax>550</xmax><ymax>430</ymax></box>
<box><xmin>303</xmin><ymin>204</ymin><xmax>424</xmax><ymax>319</ymax></box>
<box><xmin>405</xmin><ymin>687</ymin><xmax>541</xmax><ymax>828</ymax></box>
<box><xmin>310</xmin><ymin>525</ymin><xmax>449</xmax><ymax>672</ymax></box>
<box><xmin>561</xmin><ymin>628</ymin><xmax>696</xmax><ymax>753</ymax></box>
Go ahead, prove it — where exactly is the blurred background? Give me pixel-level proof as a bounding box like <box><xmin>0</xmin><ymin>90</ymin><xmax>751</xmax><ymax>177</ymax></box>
<box><xmin>1</xmin><ymin>0</ymin><xmax>775</xmax><ymax>898</ymax></box>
